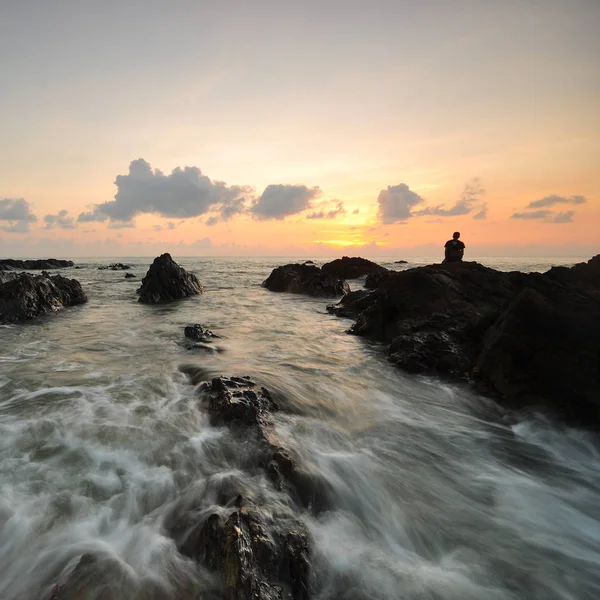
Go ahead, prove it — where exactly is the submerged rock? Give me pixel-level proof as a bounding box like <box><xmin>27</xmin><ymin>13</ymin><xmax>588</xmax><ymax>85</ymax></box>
<box><xmin>263</xmin><ymin>263</ymin><xmax>349</xmax><ymax>297</ymax></box>
<box><xmin>137</xmin><ymin>253</ymin><xmax>203</xmax><ymax>304</ymax></box>
<box><xmin>321</xmin><ymin>256</ymin><xmax>386</xmax><ymax>279</ymax></box>
<box><xmin>0</xmin><ymin>273</ymin><xmax>87</xmax><ymax>323</ymax></box>
<box><xmin>329</xmin><ymin>257</ymin><xmax>600</xmax><ymax>426</ymax></box>
<box><xmin>164</xmin><ymin>373</ymin><xmax>321</xmax><ymax>599</ymax></box>
<box><xmin>124</xmin><ymin>272</ymin><xmax>136</xmax><ymax>279</ymax></box>
<box><xmin>0</xmin><ymin>258</ymin><xmax>74</xmax><ymax>270</ymax></box>
<box><xmin>184</xmin><ymin>323</ymin><xmax>219</xmax><ymax>342</ymax></box>
<box><xmin>98</xmin><ymin>262</ymin><xmax>131</xmax><ymax>270</ymax></box>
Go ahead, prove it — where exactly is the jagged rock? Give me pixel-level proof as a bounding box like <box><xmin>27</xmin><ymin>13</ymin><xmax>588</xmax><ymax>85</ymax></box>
<box><xmin>321</xmin><ymin>256</ymin><xmax>386</xmax><ymax>279</ymax></box>
<box><xmin>0</xmin><ymin>273</ymin><xmax>87</xmax><ymax>323</ymax></box>
<box><xmin>98</xmin><ymin>263</ymin><xmax>131</xmax><ymax>271</ymax></box>
<box><xmin>137</xmin><ymin>253</ymin><xmax>203</xmax><ymax>304</ymax></box>
<box><xmin>0</xmin><ymin>258</ymin><xmax>73</xmax><ymax>270</ymax></box>
<box><xmin>364</xmin><ymin>268</ymin><xmax>392</xmax><ymax>289</ymax></box>
<box><xmin>124</xmin><ymin>273</ymin><xmax>136</xmax><ymax>279</ymax></box>
<box><xmin>329</xmin><ymin>257</ymin><xmax>600</xmax><ymax>426</ymax></box>
<box><xmin>263</xmin><ymin>263</ymin><xmax>349</xmax><ymax>297</ymax></box>
<box><xmin>184</xmin><ymin>323</ymin><xmax>220</xmax><ymax>342</ymax></box>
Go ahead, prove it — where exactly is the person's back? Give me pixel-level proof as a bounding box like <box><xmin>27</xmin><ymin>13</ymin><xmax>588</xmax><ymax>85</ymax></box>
<box><xmin>444</xmin><ymin>232</ymin><xmax>465</xmax><ymax>263</ymax></box>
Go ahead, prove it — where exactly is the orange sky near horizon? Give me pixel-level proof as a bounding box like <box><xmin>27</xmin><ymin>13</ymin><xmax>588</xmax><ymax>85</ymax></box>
<box><xmin>0</xmin><ymin>1</ymin><xmax>598</xmax><ymax>257</ymax></box>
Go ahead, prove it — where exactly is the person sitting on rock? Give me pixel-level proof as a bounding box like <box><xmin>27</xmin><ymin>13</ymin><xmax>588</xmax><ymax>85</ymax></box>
<box><xmin>443</xmin><ymin>232</ymin><xmax>465</xmax><ymax>263</ymax></box>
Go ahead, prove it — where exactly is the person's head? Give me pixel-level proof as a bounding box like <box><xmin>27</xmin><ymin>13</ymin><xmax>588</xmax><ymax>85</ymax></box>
<box><xmin>452</xmin><ymin>231</ymin><xmax>460</xmax><ymax>240</ymax></box>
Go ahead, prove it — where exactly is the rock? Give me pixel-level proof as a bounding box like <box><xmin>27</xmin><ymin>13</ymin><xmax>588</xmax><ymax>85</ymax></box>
<box><xmin>0</xmin><ymin>273</ymin><xmax>87</xmax><ymax>323</ymax></box>
<box><xmin>98</xmin><ymin>263</ymin><xmax>131</xmax><ymax>270</ymax></box>
<box><xmin>329</xmin><ymin>257</ymin><xmax>600</xmax><ymax>426</ymax></box>
<box><xmin>164</xmin><ymin>373</ymin><xmax>316</xmax><ymax>599</ymax></box>
<box><xmin>124</xmin><ymin>273</ymin><xmax>136</xmax><ymax>279</ymax></box>
<box><xmin>179</xmin><ymin>507</ymin><xmax>309</xmax><ymax>600</ymax></box>
<box><xmin>0</xmin><ymin>258</ymin><xmax>73</xmax><ymax>270</ymax></box>
<box><xmin>184</xmin><ymin>323</ymin><xmax>220</xmax><ymax>342</ymax></box>
<box><xmin>394</xmin><ymin>260</ymin><xmax>408</xmax><ymax>264</ymax></box>
<box><xmin>364</xmin><ymin>268</ymin><xmax>392</xmax><ymax>289</ymax></box>
<box><xmin>137</xmin><ymin>253</ymin><xmax>203</xmax><ymax>304</ymax></box>
<box><xmin>321</xmin><ymin>256</ymin><xmax>386</xmax><ymax>279</ymax></box>
<box><xmin>263</xmin><ymin>263</ymin><xmax>349</xmax><ymax>297</ymax></box>
<box><xmin>474</xmin><ymin>284</ymin><xmax>600</xmax><ymax>423</ymax></box>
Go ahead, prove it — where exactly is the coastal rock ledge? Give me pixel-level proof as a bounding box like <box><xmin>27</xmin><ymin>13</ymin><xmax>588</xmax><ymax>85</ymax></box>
<box><xmin>263</xmin><ymin>263</ymin><xmax>349</xmax><ymax>296</ymax></box>
<box><xmin>0</xmin><ymin>258</ymin><xmax>74</xmax><ymax>270</ymax></box>
<box><xmin>0</xmin><ymin>272</ymin><xmax>87</xmax><ymax>323</ymax></box>
<box><xmin>137</xmin><ymin>253</ymin><xmax>203</xmax><ymax>304</ymax></box>
<box><xmin>328</xmin><ymin>255</ymin><xmax>600</xmax><ymax>426</ymax></box>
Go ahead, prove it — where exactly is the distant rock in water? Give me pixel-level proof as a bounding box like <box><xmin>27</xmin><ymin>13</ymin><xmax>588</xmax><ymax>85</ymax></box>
<box><xmin>0</xmin><ymin>272</ymin><xmax>87</xmax><ymax>323</ymax></box>
<box><xmin>263</xmin><ymin>263</ymin><xmax>349</xmax><ymax>296</ymax></box>
<box><xmin>137</xmin><ymin>253</ymin><xmax>203</xmax><ymax>304</ymax></box>
<box><xmin>328</xmin><ymin>256</ymin><xmax>600</xmax><ymax>427</ymax></box>
<box><xmin>0</xmin><ymin>258</ymin><xmax>74</xmax><ymax>271</ymax></box>
<box><xmin>124</xmin><ymin>273</ymin><xmax>136</xmax><ymax>279</ymax></box>
<box><xmin>394</xmin><ymin>260</ymin><xmax>408</xmax><ymax>264</ymax></box>
<box><xmin>98</xmin><ymin>263</ymin><xmax>131</xmax><ymax>271</ymax></box>
<box><xmin>184</xmin><ymin>323</ymin><xmax>219</xmax><ymax>341</ymax></box>
<box><xmin>321</xmin><ymin>256</ymin><xmax>386</xmax><ymax>279</ymax></box>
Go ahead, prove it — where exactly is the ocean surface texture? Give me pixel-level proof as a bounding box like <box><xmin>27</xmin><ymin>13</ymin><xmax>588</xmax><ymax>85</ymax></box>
<box><xmin>1</xmin><ymin>256</ymin><xmax>599</xmax><ymax>600</ymax></box>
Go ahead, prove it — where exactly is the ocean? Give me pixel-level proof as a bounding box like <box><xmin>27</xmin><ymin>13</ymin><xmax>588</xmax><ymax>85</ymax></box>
<box><xmin>1</xmin><ymin>256</ymin><xmax>599</xmax><ymax>599</ymax></box>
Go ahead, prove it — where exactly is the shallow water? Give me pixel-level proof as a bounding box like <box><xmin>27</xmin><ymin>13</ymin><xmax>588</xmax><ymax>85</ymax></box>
<box><xmin>1</xmin><ymin>256</ymin><xmax>599</xmax><ymax>600</ymax></box>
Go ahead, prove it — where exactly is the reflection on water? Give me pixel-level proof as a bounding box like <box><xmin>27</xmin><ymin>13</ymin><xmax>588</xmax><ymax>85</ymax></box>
<box><xmin>0</xmin><ymin>256</ymin><xmax>598</xmax><ymax>599</ymax></box>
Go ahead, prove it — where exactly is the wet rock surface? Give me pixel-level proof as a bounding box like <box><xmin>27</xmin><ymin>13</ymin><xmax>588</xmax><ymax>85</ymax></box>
<box><xmin>184</xmin><ymin>323</ymin><xmax>220</xmax><ymax>342</ymax></box>
<box><xmin>263</xmin><ymin>263</ymin><xmax>349</xmax><ymax>297</ymax></box>
<box><xmin>124</xmin><ymin>272</ymin><xmax>136</xmax><ymax>278</ymax></box>
<box><xmin>329</xmin><ymin>256</ymin><xmax>600</xmax><ymax>426</ymax></box>
<box><xmin>165</xmin><ymin>372</ymin><xmax>316</xmax><ymax>599</ymax></box>
<box><xmin>0</xmin><ymin>272</ymin><xmax>87</xmax><ymax>323</ymax></box>
<box><xmin>0</xmin><ymin>258</ymin><xmax>74</xmax><ymax>270</ymax></box>
<box><xmin>321</xmin><ymin>256</ymin><xmax>386</xmax><ymax>280</ymax></box>
<box><xmin>138</xmin><ymin>253</ymin><xmax>203</xmax><ymax>304</ymax></box>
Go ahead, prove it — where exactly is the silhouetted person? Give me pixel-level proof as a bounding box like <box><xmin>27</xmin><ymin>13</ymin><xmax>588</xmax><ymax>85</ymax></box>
<box><xmin>443</xmin><ymin>232</ymin><xmax>465</xmax><ymax>263</ymax></box>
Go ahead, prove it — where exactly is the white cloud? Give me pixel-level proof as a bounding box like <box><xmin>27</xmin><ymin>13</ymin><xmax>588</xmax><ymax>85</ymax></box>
<box><xmin>377</xmin><ymin>183</ymin><xmax>424</xmax><ymax>223</ymax></box>
<box><xmin>250</xmin><ymin>184</ymin><xmax>321</xmax><ymax>220</ymax></box>
<box><xmin>44</xmin><ymin>209</ymin><xmax>76</xmax><ymax>229</ymax></box>
<box><xmin>415</xmin><ymin>178</ymin><xmax>486</xmax><ymax>218</ymax></box>
<box><xmin>78</xmin><ymin>159</ymin><xmax>252</xmax><ymax>225</ymax></box>
<box><xmin>526</xmin><ymin>194</ymin><xmax>586</xmax><ymax>209</ymax></box>
<box><xmin>306</xmin><ymin>200</ymin><xmax>346</xmax><ymax>220</ymax></box>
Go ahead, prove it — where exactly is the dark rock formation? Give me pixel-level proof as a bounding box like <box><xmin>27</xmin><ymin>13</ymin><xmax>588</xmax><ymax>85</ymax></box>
<box><xmin>394</xmin><ymin>260</ymin><xmax>408</xmax><ymax>264</ymax></box>
<box><xmin>124</xmin><ymin>272</ymin><xmax>136</xmax><ymax>279</ymax></box>
<box><xmin>364</xmin><ymin>268</ymin><xmax>392</xmax><ymax>289</ymax></box>
<box><xmin>0</xmin><ymin>258</ymin><xmax>73</xmax><ymax>270</ymax></box>
<box><xmin>137</xmin><ymin>253</ymin><xmax>203</xmax><ymax>304</ymax></box>
<box><xmin>321</xmin><ymin>256</ymin><xmax>386</xmax><ymax>279</ymax></box>
<box><xmin>0</xmin><ymin>273</ymin><xmax>87</xmax><ymax>323</ymax></box>
<box><xmin>164</xmin><ymin>373</ymin><xmax>319</xmax><ymax>599</ymax></box>
<box><xmin>98</xmin><ymin>263</ymin><xmax>131</xmax><ymax>270</ymax></box>
<box><xmin>263</xmin><ymin>263</ymin><xmax>349</xmax><ymax>297</ymax></box>
<box><xmin>184</xmin><ymin>323</ymin><xmax>220</xmax><ymax>342</ymax></box>
<box><xmin>328</xmin><ymin>257</ymin><xmax>600</xmax><ymax>426</ymax></box>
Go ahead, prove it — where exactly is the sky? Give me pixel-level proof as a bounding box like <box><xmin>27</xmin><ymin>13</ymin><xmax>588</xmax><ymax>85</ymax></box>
<box><xmin>0</xmin><ymin>0</ymin><xmax>598</xmax><ymax>258</ymax></box>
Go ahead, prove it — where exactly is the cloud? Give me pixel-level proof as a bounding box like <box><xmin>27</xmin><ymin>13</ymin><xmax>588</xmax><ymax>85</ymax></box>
<box><xmin>167</xmin><ymin>221</ymin><xmax>176</xmax><ymax>230</ymax></box>
<box><xmin>306</xmin><ymin>200</ymin><xmax>346</xmax><ymax>220</ymax></box>
<box><xmin>352</xmin><ymin>208</ymin><xmax>360</xmax><ymax>215</ymax></box>
<box><xmin>0</xmin><ymin>220</ymin><xmax>32</xmax><ymax>233</ymax></box>
<box><xmin>415</xmin><ymin>178</ymin><xmax>486</xmax><ymax>218</ymax></box>
<box><xmin>108</xmin><ymin>221</ymin><xmax>135</xmax><ymax>229</ymax></box>
<box><xmin>472</xmin><ymin>203</ymin><xmax>488</xmax><ymax>220</ymax></box>
<box><xmin>526</xmin><ymin>194</ymin><xmax>586</xmax><ymax>209</ymax></box>
<box><xmin>250</xmin><ymin>184</ymin><xmax>321</xmax><ymax>220</ymax></box>
<box><xmin>552</xmin><ymin>211</ymin><xmax>575</xmax><ymax>223</ymax></box>
<box><xmin>44</xmin><ymin>209</ymin><xmax>76</xmax><ymax>229</ymax></box>
<box><xmin>205</xmin><ymin>215</ymin><xmax>220</xmax><ymax>227</ymax></box>
<box><xmin>377</xmin><ymin>183</ymin><xmax>425</xmax><ymax>223</ymax></box>
<box><xmin>77</xmin><ymin>211</ymin><xmax>107</xmax><ymax>223</ymax></box>
<box><xmin>511</xmin><ymin>209</ymin><xmax>553</xmax><ymax>220</ymax></box>
<box><xmin>0</xmin><ymin>198</ymin><xmax>38</xmax><ymax>223</ymax></box>
<box><xmin>79</xmin><ymin>159</ymin><xmax>252</xmax><ymax>224</ymax></box>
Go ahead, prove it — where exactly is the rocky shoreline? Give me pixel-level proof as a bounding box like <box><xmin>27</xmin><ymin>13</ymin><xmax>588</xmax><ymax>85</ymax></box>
<box><xmin>324</xmin><ymin>255</ymin><xmax>600</xmax><ymax>426</ymax></box>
